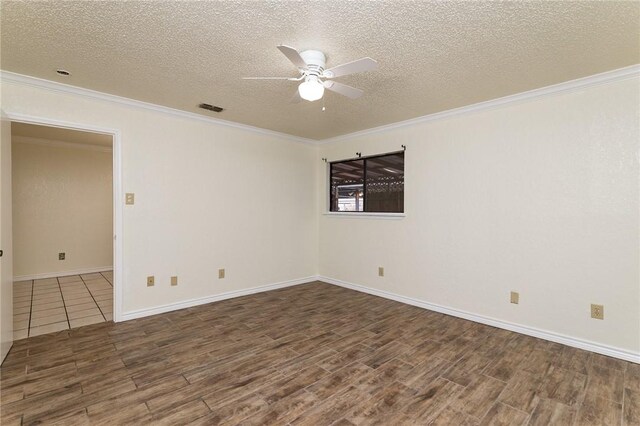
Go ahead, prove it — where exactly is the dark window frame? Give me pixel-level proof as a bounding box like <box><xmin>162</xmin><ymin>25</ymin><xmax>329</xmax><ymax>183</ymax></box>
<box><xmin>329</xmin><ymin>150</ymin><xmax>404</xmax><ymax>213</ymax></box>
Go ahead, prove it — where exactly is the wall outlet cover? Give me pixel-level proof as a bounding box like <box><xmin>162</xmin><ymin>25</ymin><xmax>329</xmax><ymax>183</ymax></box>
<box><xmin>591</xmin><ymin>304</ymin><xmax>604</xmax><ymax>320</ymax></box>
<box><xmin>378</xmin><ymin>267</ymin><xmax>384</xmax><ymax>277</ymax></box>
<box><xmin>125</xmin><ymin>193</ymin><xmax>135</xmax><ymax>205</ymax></box>
<box><xmin>147</xmin><ymin>275</ymin><xmax>155</xmax><ymax>287</ymax></box>
<box><xmin>58</xmin><ymin>252</ymin><xmax>65</xmax><ymax>260</ymax></box>
<box><xmin>171</xmin><ymin>276</ymin><xmax>178</xmax><ymax>286</ymax></box>
<box><xmin>510</xmin><ymin>291</ymin><xmax>519</xmax><ymax>304</ymax></box>
<box><xmin>218</xmin><ymin>268</ymin><xmax>225</xmax><ymax>279</ymax></box>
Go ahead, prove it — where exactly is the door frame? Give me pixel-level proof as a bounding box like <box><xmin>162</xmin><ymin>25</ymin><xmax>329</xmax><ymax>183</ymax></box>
<box><xmin>4</xmin><ymin>112</ymin><xmax>124</xmax><ymax>322</ymax></box>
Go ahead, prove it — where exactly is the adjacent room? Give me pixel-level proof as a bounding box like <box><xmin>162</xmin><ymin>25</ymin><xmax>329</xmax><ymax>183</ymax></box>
<box><xmin>10</xmin><ymin>123</ymin><xmax>114</xmax><ymax>339</ymax></box>
<box><xmin>0</xmin><ymin>1</ymin><xmax>638</xmax><ymax>425</ymax></box>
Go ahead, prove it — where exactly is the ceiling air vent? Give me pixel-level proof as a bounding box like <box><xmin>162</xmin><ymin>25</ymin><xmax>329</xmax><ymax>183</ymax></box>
<box><xmin>199</xmin><ymin>103</ymin><xmax>224</xmax><ymax>113</ymax></box>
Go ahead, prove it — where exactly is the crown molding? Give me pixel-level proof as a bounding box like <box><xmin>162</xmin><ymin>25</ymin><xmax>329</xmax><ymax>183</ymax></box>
<box><xmin>2</xmin><ymin>65</ymin><xmax>638</xmax><ymax>146</ymax></box>
<box><xmin>319</xmin><ymin>64</ymin><xmax>640</xmax><ymax>144</ymax></box>
<box><xmin>13</xmin><ymin>135</ymin><xmax>113</xmax><ymax>153</ymax></box>
<box><xmin>0</xmin><ymin>71</ymin><xmax>317</xmax><ymax>146</ymax></box>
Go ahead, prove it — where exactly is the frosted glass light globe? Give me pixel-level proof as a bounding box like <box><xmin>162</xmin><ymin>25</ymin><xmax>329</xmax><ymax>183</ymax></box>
<box><xmin>298</xmin><ymin>76</ymin><xmax>325</xmax><ymax>101</ymax></box>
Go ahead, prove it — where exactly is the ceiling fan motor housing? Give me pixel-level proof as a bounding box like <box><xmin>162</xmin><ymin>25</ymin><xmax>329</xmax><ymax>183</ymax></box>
<box><xmin>300</xmin><ymin>50</ymin><xmax>326</xmax><ymax>76</ymax></box>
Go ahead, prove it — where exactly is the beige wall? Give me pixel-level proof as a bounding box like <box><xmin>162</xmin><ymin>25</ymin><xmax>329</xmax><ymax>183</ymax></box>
<box><xmin>318</xmin><ymin>77</ymin><xmax>640</xmax><ymax>355</ymax></box>
<box><xmin>12</xmin><ymin>138</ymin><xmax>113</xmax><ymax>278</ymax></box>
<box><xmin>1</xmin><ymin>116</ymin><xmax>13</xmax><ymax>362</ymax></box>
<box><xmin>0</xmin><ymin>78</ymin><xmax>319</xmax><ymax>315</ymax></box>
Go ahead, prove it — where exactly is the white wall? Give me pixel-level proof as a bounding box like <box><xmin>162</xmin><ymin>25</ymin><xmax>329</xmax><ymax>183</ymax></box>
<box><xmin>318</xmin><ymin>77</ymin><xmax>640</xmax><ymax>356</ymax></box>
<box><xmin>1</xmin><ymin>71</ymin><xmax>637</xmax><ymax>360</ymax></box>
<box><xmin>0</xmin><ymin>78</ymin><xmax>318</xmax><ymax>315</ymax></box>
<box><xmin>12</xmin><ymin>139</ymin><xmax>113</xmax><ymax>278</ymax></box>
<box><xmin>0</xmin><ymin>115</ymin><xmax>13</xmax><ymax>363</ymax></box>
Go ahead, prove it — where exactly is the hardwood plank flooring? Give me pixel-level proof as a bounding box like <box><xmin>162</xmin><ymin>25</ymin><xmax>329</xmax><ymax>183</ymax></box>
<box><xmin>1</xmin><ymin>281</ymin><xmax>639</xmax><ymax>425</ymax></box>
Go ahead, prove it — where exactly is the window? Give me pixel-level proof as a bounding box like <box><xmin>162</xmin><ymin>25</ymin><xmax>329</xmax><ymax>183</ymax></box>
<box><xmin>330</xmin><ymin>151</ymin><xmax>404</xmax><ymax>213</ymax></box>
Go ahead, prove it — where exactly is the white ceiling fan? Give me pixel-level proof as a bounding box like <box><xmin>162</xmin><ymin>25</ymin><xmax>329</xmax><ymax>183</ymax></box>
<box><xmin>243</xmin><ymin>45</ymin><xmax>378</xmax><ymax>102</ymax></box>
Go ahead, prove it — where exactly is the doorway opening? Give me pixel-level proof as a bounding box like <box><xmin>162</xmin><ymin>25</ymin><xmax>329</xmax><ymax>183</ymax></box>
<box><xmin>10</xmin><ymin>122</ymin><xmax>116</xmax><ymax>339</ymax></box>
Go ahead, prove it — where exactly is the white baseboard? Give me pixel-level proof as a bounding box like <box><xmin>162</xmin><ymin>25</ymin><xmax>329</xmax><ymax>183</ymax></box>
<box><xmin>120</xmin><ymin>276</ymin><xmax>317</xmax><ymax>321</ymax></box>
<box><xmin>14</xmin><ymin>266</ymin><xmax>113</xmax><ymax>282</ymax></box>
<box><xmin>319</xmin><ymin>276</ymin><xmax>640</xmax><ymax>364</ymax></box>
<box><xmin>114</xmin><ymin>273</ymin><xmax>638</xmax><ymax>363</ymax></box>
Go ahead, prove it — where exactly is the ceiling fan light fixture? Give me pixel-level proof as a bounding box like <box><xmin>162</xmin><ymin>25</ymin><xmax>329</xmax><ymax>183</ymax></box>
<box><xmin>246</xmin><ymin>45</ymin><xmax>377</xmax><ymax>103</ymax></box>
<box><xmin>298</xmin><ymin>76</ymin><xmax>324</xmax><ymax>101</ymax></box>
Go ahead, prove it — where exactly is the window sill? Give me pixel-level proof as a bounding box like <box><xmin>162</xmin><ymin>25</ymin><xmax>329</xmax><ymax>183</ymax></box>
<box><xmin>323</xmin><ymin>212</ymin><xmax>406</xmax><ymax>219</ymax></box>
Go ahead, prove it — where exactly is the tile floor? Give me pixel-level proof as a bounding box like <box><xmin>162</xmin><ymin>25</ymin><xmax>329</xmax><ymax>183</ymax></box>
<box><xmin>12</xmin><ymin>271</ymin><xmax>113</xmax><ymax>340</ymax></box>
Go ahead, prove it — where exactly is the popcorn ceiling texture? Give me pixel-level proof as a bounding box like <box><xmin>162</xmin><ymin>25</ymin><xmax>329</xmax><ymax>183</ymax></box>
<box><xmin>1</xmin><ymin>1</ymin><xmax>638</xmax><ymax>140</ymax></box>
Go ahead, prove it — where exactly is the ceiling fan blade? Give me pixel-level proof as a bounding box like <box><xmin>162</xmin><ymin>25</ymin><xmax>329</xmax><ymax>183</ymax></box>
<box><xmin>277</xmin><ymin>45</ymin><xmax>307</xmax><ymax>69</ymax></box>
<box><xmin>323</xmin><ymin>57</ymin><xmax>378</xmax><ymax>78</ymax></box>
<box><xmin>242</xmin><ymin>77</ymin><xmax>300</xmax><ymax>80</ymax></box>
<box><xmin>291</xmin><ymin>90</ymin><xmax>302</xmax><ymax>104</ymax></box>
<box><xmin>323</xmin><ymin>80</ymin><xmax>364</xmax><ymax>99</ymax></box>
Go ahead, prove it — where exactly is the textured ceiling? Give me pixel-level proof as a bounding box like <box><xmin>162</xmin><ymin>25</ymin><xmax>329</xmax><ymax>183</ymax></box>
<box><xmin>12</xmin><ymin>122</ymin><xmax>113</xmax><ymax>147</ymax></box>
<box><xmin>1</xmin><ymin>1</ymin><xmax>638</xmax><ymax>140</ymax></box>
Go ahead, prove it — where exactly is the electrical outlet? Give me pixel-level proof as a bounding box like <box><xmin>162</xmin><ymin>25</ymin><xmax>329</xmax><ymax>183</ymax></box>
<box><xmin>147</xmin><ymin>276</ymin><xmax>155</xmax><ymax>287</ymax></box>
<box><xmin>171</xmin><ymin>276</ymin><xmax>178</xmax><ymax>286</ymax></box>
<box><xmin>591</xmin><ymin>304</ymin><xmax>604</xmax><ymax>320</ymax></box>
<box><xmin>378</xmin><ymin>267</ymin><xmax>384</xmax><ymax>277</ymax></box>
<box><xmin>510</xmin><ymin>291</ymin><xmax>519</xmax><ymax>304</ymax></box>
<box><xmin>58</xmin><ymin>252</ymin><xmax>65</xmax><ymax>260</ymax></box>
<box><xmin>125</xmin><ymin>193</ymin><xmax>135</xmax><ymax>205</ymax></box>
<box><xmin>218</xmin><ymin>268</ymin><xmax>225</xmax><ymax>279</ymax></box>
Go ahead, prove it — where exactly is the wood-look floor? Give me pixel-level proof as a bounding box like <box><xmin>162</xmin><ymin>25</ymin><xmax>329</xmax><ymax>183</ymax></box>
<box><xmin>1</xmin><ymin>281</ymin><xmax>638</xmax><ymax>425</ymax></box>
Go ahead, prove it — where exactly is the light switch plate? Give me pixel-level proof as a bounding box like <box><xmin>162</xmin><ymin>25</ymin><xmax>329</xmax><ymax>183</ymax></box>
<box><xmin>510</xmin><ymin>291</ymin><xmax>519</xmax><ymax>304</ymax></box>
<box><xmin>171</xmin><ymin>276</ymin><xmax>178</xmax><ymax>286</ymax></box>
<box><xmin>218</xmin><ymin>268</ymin><xmax>225</xmax><ymax>279</ymax></box>
<box><xmin>147</xmin><ymin>276</ymin><xmax>154</xmax><ymax>287</ymax></box>
<box><xmin>125</xmin><ymin>193</ymin><xmax>135</xmax><ymax>205</ymax></box>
